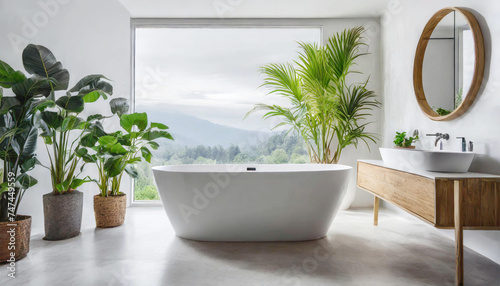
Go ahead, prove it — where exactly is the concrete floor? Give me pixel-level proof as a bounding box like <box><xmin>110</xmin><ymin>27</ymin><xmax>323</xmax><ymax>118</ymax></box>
<box><xmin>1</xmin><ymin>208</ymin><xmax>499</xmax><ymax>286</ymax></box>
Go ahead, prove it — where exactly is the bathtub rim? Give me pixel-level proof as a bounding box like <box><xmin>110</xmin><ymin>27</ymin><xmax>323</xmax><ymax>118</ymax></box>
<box><xmin>151</xmin><ymin>163</ymin><xmax>352</xmax><ymax>174</ymax></box>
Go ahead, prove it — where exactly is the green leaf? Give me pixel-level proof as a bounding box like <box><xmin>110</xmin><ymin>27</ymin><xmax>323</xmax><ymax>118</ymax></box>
<box><xmin>143</xmin><ymin>130</ymin><xmax>173</xmax><ymax>141</ymax></box>
<box><xmin>148</xmin><ymin>141</ymin><xmax>159</xmax><ymax>150</ymax></box>
<box><xmin>91</xmin><ymin>121</ymin><xmax>107</xmax><ymax>137</ymax></box>
<box><xmin>0</xmin><ymin>97</ymin><xmax>20</xmax><ymax>115</ymax></box>
<box><xmin>61</xmin><ymin>116</ymin><xmax>83</xmax><ymax>131</ymax></box>
<box><xmin>69</xmin><ymin>75</ymin><xmax>113</xmax><ymax>102</ymax></box>
<box><xmin>21</xmin><ymin>157</ymin><xmax>37</xmax><ymax>172</ymax></box>
<box><xmin>31</xmin><ymin>98</ymin><xmax>55</xmax><ymax>112</ymax></box>
<box><xmin>120</xmin><ymin>112</ymin><xmax>148</xmax><ymax>132</ymax></box>
<box><xmin>55</xmin><ymin>183</ymin><xmax>65</xmax><ymax>193</ymax></box>
<box><xmin>76</xmin><ymin>148</ymin><xmax>88</xmax><ymax>157</ymax></box>
<box><xmin>81</xmin><ymin>90</ymin><xmax>101</xmax><ymax>103</ymax></box>
<box><xmin>128</xmin><ymin>157</ymin><xmax>142</xmax><ymax>164</ymax></box>
<box><xmin>68</xmin><ymin>74</ymin><xmax>109</xmax><ymax>92</ymax></box>
<box><xmin>150</xmin><ymin>122</ymin><xmax>169</xmax><ymax>130</ymax></box>
<box><xmin>81</xmin><ymin>154</ymin><xmax>96</xmax><ymax>163</ymax></box>
<box><xmin>20</xmin><ymin>127</ymin><xmax>38</xmax><ymax>156</ymax></box>
<box><xmin>55</xmin><ymin>95</ymin><xmax>84</xmax><ymax>113</ymax></box>
<box><xmin>69</xmin><ymin>178</ymin><xmax>88</xmax><ymax>190</ymax></box>
<box><xmin>141</xmin><ymin>146</ymin><xmax>152</xmax><ymax>163</ymax></box>
<box><xmin>87</xmin><ymin>114</ymin><xmax>105</xmax><ymax>122</ymax></box>
<box><xmin>109</xmin><ymin>97</ymin><xmax>129</xmax><ymax>116</ymax></box>
<box><xmin>110</xmin><ymin>143</ymin><xmax>127</xmax><ymax>155</ymax></box>
<box><xmin>35</xmin><ymin>114</ymin><xmax>53</xmax><ymax>137</ymax></box>
<box><xmin>124</xmin><ymin>165</ymin><xmax>139</xmax><ymax>179</ymax></box>
<box><xmin>43</xmin><ymin>136</ymin><xmax>52</xmax><ymax>145</ymax></box>
<box><xmin>80</xmin><ymin>133</ymin><xmax>98</xmax><ymax>147</ymax></box>
<box><xmin>11</xmin><ymin>76</ymin><xmax>56</xmax><ymax>100</ymax></box>
<box><xmin>98</xmin><ymin>135</ymin><xmax>117</xmax><ymax>147</ymax></box>
<box><xmin>104</xmin><ymin>156</ymin><xmax>126</xmax><ymax>177</ymax></box>
<box><xmin>22</xmin><ymin>44</ymin><xmax>69</xmax><ymax>91</ymax></box>
<box><xmin>0</xmin><ymin>60</ymin><xmax>27</xmax><ymax>88</ymax></box>
<box><xmin>17</xmin><ymin>173</ymin><xmax>38</xmax><ymax>189</ymax></box>
<box><xmin>41</xmin><ymin>111</ymin><xmax>64</xmax><ymax>130</ymax></box>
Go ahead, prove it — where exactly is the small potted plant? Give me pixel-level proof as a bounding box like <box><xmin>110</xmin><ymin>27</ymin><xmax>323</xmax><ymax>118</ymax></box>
<box><xmin>393</xmin><ymin>130</ymin><xmax>419</xmax><ymax>149</ymax></box>
<box><xmin>0</xmin><ymin>49</ymin><xmax>55</xmax><ymax>260</ymax></box>
<box><xmin>27</xmin><ymin>44</ymin><xmax>113</xmax><ymax>240</ymax></box>
<box><xmin>79</xmin><ymin>98</ymin><xmax>173</xmax><ymax>228</ymax></box>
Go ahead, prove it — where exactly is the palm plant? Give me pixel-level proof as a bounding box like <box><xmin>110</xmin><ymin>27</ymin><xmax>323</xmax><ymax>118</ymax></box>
<box><xmin>246</xmin><ymin>27</ymin><xmax>380</xmax><ymax>164</ymax></box>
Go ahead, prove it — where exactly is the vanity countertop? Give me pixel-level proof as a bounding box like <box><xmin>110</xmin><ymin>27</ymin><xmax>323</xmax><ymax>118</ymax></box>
<box><xmin>358</xmin><ymin>159</ymin><xmax>500</xmax><ymax>180</ymax></box>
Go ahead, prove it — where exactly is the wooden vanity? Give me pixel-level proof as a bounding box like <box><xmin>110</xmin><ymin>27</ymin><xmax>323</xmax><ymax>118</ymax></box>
<box><xmin>357</xmin><ymin>160</ymin><xmax>500</xmax><ymax>285</ymax></box>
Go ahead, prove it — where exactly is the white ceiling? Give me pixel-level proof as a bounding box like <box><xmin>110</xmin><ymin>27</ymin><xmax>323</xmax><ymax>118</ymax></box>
<box><xmin>118</xmin><ymin>0</ymin><xmax>391</xmax><ymax>18</ymax></box>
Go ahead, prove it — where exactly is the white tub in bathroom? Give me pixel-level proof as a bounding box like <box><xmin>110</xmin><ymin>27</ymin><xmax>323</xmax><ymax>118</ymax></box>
<box><xmin>152</xmin><ymin>164</ymin><xmax>352</xmax><ymax>241</ymax></box>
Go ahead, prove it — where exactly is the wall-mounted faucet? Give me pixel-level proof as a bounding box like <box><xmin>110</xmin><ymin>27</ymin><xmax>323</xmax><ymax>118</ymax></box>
<box><xmin>426</xmin><ymin>133</ymin><xmax>449</xmax><ymax>150</ymax></box>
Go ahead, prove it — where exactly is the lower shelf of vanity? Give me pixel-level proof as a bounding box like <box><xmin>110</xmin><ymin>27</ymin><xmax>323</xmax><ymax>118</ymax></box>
<box><xmin>357</xmin><ymin>160</ymin><xmax>500</xmax><ymax>230</ymax></box>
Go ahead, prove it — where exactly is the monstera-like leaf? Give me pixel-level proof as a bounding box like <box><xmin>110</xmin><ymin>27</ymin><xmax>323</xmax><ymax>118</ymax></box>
<box><xmin>22</xmin><ymin>44</ymin><xmax>70</xmax><ymax>92</ymax></box>
<box><xmin>69</xmin><ymin>74</ymin><xmax>113</xmax><ymax>103</ymax></box>
<box><xmin>120</xmin><ymin>112</ymin><xmax>148</xmax><ymax>132</ymax></box>
<box><xmin>11</xmin><ymin>76</ymin><xmax>57</xmax><ymax>101</ymax></box>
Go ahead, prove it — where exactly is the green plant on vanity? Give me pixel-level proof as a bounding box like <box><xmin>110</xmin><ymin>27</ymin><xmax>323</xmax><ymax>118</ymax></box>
<box><xmin>393</xmin><ymin>130</ymin><xmax>419</xmax><ymax>148</ymax></box>
<box><xmin>246</xmin><ymin>27</ymin><xmax>380</xmax><ymax>164</ymax></box>
<box><xmin>78</xmin><ymin>98</ymin><xmax>173</xmax><ymax>227</ymax></box>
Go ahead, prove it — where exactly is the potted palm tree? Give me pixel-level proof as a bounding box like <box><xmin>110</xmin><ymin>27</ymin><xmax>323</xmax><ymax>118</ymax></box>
<box><xmin>79</xmin><ymin>98</ymin><xmax>173</xmax><ymax>228</ymax></box>
<box><xmin>0</xmin><ymin>48</ymin><xmax>58</xmax><ymax>260</ymax></box>
<box><xmin>246</xmin><ymin>27</ymin><xmax>380</xmax><ymax>163</ymax></box>
<box><xmin>25</xmin><ymin>44</ymin><xmax>113</xmax><ymax>240</ymax></box>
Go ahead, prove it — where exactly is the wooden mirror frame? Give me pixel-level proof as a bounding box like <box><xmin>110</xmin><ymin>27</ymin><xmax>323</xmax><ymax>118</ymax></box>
<box><xmin>413</xmin><ymin>7</ymin><xmax>485</xmax><ymax>121</ymax></box>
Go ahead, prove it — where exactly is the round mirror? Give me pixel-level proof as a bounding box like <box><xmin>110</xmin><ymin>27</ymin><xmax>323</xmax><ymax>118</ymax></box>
<box><xmin>413</xmin><ymin>7</ymin><xmax>484</xmax><ymax>121</ymax></box>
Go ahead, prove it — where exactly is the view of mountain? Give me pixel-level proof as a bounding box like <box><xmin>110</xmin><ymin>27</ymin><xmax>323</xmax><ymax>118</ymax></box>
<box><xmin>136</xmin><ymin>108</ymin><xmax>271</xmax><ymax>147</ymax></box>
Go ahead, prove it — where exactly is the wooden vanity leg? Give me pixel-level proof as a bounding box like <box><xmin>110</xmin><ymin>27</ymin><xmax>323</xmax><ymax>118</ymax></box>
<box><xmin>454</xmin><ymin>180</ymin><xmax>464</xmax><ymax>286</ymax></box>
<box><xmin>374</xmin><ymin>196</ymin><xmax>379</xmax><ymax>226</ymax></box>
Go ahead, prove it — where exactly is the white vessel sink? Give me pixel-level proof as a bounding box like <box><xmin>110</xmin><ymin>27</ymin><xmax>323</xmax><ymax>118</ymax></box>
<box><xmin>379</xmin><ymin>147</ymin><xmax>475</xmax><ymax>173</ymax></box>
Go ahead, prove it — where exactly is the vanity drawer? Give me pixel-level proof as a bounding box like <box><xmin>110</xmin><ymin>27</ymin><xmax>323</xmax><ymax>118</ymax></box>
<box><xmin>357</xmin><ymin>162</ymin><xmax>435</xmax><ymax>224</ymax></box>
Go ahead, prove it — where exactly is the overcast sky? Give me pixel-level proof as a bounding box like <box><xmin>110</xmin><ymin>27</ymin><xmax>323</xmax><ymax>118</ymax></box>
<box><xmin>134</xmin><ymin>27</ymin><xmax>320</xmax><ymax>131</ymax></box>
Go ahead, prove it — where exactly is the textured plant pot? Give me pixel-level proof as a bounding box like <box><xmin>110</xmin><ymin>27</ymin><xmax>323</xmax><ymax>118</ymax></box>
<box><xmin>0</xmin><ymin>215</ymin><xmax>31</xmax><ymax>263</ymax></box>
<box><xmin>43</xmin><ymin>191</ymin><xmax>83</xmax><ymax>241</ymax></box>
<box><xmin>94</xmin><ymin>194</ymin><xmax>126</xmax><ymax>228</ymax></box>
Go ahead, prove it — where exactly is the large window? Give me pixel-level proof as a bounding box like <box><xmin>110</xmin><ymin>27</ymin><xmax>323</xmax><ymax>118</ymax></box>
<box><xmin>133</xmin><ymin>25</ymin><xmax>321</xmax><ymax>201</ymax></box>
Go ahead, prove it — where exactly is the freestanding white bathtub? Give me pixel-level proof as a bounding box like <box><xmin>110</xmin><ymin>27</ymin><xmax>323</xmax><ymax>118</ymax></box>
<box><xmin>152</xmin><ymin>164</ymin><xmax>352</xmax><ymax>241</ymax></box>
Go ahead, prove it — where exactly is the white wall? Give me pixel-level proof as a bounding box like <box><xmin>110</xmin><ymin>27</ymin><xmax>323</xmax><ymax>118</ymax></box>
<box><xmin>0</xmin><ymin>0</ymin><xmax>131</xmax><ymax>235</ymax></box>
<box><xmin>381</xmin><ymin>0</ymin><xmax>500</xmax><ymax>264</ymax></box>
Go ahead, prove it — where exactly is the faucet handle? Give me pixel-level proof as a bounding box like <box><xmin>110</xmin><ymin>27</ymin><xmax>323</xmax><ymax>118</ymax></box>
<box><xmin>426</xmin><ymin>133</ymin><xmax>441</xmax><ymax>137</ymax></box>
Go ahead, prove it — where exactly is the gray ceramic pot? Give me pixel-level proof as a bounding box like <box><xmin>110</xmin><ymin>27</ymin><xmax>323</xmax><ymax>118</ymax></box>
<box><xmin>43</xmin><ymin>191</ymin><xmax>83</xmax><ymax>241</ymax></box>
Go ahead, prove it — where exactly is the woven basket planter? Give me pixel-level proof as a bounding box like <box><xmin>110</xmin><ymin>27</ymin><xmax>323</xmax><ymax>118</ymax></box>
<box><xmin>94</xmin><ymin>194</ymin><xmax>127</xmax><ymax>228</ymax></box>
<box><xmin>0</xmin><ymin>215</ymin><xmax>31</xmax><ymax>262</ymax></box>
<box><xmin>43</xmin><ymin>191</ymin><xmax>83</xmax><ymax>241</ymax></box>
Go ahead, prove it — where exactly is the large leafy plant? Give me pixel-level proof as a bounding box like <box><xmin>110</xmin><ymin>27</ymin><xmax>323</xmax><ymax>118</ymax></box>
<box><xmin>25</xmin><ymin>45</ymin><xmax>114</xmax><ymax>195</ymax></box>
<box><xmin>0</xmin><ymin>44</ymin><xmax>66</xmax><ymax>221</ymax></box>
<box><xmin>246</xmin><ymin>27</ymin><xmax>380</xmax><ymax>164</ymax></box>
<box><xmin>79</xmin><ymin>98</ymin><xmax>173</xmax><ymax>197</ymax></box>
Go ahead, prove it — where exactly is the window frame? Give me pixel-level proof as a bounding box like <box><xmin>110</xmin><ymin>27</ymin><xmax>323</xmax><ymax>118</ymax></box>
<box><xmin>130</xmin><ymin>18</ymin><xmax>324</xmax><ymax>206</ymax></box>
